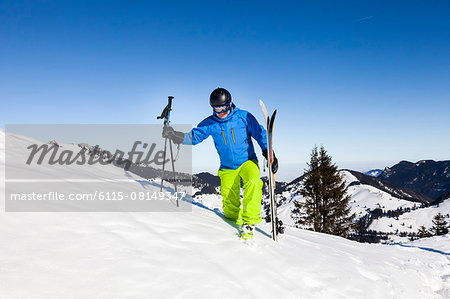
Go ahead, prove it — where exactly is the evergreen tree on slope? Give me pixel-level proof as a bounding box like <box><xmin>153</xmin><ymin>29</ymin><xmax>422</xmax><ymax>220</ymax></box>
<box><xmin>292</xmin><ymin>145</ymin><xmax>355</xmax><ymax>237</ymax></box>
<box><xmin>432</xmin><ymin>213</ymin><xmax>449</xmax><ymax>236</ymax></box>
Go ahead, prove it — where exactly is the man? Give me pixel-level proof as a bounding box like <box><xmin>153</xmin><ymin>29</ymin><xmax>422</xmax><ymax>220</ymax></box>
<box><xmin>162</xmin><ymin>88</ymin><xmax>278</xmax><ymax>240</ymax></box>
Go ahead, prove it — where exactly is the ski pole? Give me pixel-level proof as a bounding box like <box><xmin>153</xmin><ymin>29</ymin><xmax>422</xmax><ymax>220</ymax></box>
<box><xmin>157</xmin><ymin>96</ymin><xmax>179</xmax><ymax>207</ymax></box>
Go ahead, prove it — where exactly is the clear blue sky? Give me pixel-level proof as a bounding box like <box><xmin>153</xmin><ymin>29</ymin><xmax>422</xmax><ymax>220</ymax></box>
<box><xmin>1</xmin><ymin>1</ymin><xmax>449</xmax><ymax>181</ymax></box>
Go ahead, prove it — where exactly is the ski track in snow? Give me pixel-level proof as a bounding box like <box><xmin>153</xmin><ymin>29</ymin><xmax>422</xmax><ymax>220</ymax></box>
<box><xmin>0</xmin><ymin>129</ymin><xmax>449</xmax><ymax>298</ymax></box>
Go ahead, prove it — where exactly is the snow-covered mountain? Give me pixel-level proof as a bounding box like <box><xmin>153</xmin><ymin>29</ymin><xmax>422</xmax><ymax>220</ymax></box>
<box><xmin>1</xmin><ymin>130</ymin><xmax>449</xmax><ymax>298</ymax></box>
<box><xmin>345</xmin><ymin>169</ymin><xmax>432</xmax><ymax>204</ymax></box>
<box><xmin>364</xmin><ymin>169</ymin><xmax>383</xmax><ymax>177</ymax></box>
<box><xmin>370</xmin><ymin>199</ymin><xmax>450</xmax><ymax>236</ymax></box>
<box><xmin>268</xmin><ymin>169</ymin><xmax>449</xmax><ymax>243</ymax></box>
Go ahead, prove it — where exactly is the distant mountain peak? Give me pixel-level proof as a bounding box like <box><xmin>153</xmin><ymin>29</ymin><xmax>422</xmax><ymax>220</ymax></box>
<box><xmin>345</xmin><ymin>169</ymin><xmax>432</xmax><ymax>204</ymax></box>
<box><xmin>364</xmin><ymin>169</ymin><xmax>383</xmax><ymax>177</ymax></box>
<box><xmin>379</xmin><ymin>160</ymin><xmax>450</xmax><ymax>201</ymax></box>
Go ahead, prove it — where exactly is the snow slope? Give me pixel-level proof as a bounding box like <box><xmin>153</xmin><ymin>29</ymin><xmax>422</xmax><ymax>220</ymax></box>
<box><xmin>347</xmin><ymin>182</ymin><xmax>416</xmax><ymax>219</ymax></box>
<box><xmin>406</xmin><ymin>234</ymin><xmax>450</xmax><ymax>256</ymax></box>
<box><xmin>1</xmin><ymin>130</ymin><xmax>449</xmax><ymax>298</ymax></box>
<box><xmin>370</xmin><ymin>199</ymin><xmax>450</xmax><ymax>234</ymax></box>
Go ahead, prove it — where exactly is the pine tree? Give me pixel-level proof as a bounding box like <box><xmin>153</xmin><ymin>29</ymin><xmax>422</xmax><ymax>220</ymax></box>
<box><xmin>431</xmin><ymin>213</ymin><xmax>449</xmax><ymax>236</ymax></box>
<box><xmin>417</xmin><ymin>225</ymin><xmax>432</xmax><ymax>238</ymax></box>
<box><xmin>292</xmin><ymin>145</ymin><xmax>355</xmax><ymax>237</ymax></box>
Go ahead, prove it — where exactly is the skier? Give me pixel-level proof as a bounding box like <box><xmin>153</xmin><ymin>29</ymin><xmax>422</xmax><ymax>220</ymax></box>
<box><xmin>162</xmin><ymin>88</ymin><xmax>278</xmax><ymax>240</ymax></box>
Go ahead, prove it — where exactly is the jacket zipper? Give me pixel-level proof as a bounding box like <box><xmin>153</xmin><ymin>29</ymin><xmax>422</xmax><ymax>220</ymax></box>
<box><xmin>231</xmin><ymin>128</ymin><xmax>236</xmax><ymax>144</ymax></box>
<box><xmin>222</xmin><ymin>130</ymin><xmax>227</xmax><ymax>146</ymax></box>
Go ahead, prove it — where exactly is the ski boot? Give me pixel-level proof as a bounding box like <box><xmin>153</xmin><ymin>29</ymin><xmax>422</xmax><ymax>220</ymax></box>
<box><xmin>240</xmin><ymin>223</ymin><xmax>255</xmax><ymax>240</ymax></box>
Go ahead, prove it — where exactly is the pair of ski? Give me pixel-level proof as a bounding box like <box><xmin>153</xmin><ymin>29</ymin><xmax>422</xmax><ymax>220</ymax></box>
<box><xmin>259</xmin><ymin>100</ymin><xmax>278</xmax><ymax>242</ymax></box>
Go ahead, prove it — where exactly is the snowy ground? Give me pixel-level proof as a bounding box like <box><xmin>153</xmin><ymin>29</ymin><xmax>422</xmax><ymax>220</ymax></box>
<box><xmin>0</xmin><ymin>203</ymin><xmax>449</xmax><ymax>298</ymax></box>
<box><xmin>1</xmin><ymin>130</ymin><xmax>449</xmax><ymax>298</ymax></box>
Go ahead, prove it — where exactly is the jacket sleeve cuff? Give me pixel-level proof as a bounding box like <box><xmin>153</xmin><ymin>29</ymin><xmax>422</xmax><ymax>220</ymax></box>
<box><xmin>182</xmin><ymin>132</ymin><xmax>193</xmax><ymax>145</ymax></box>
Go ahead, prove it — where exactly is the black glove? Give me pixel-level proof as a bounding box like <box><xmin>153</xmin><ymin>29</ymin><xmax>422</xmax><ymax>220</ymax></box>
<box><xmin>162</xmin><ymin>126</ymin><xmax>184</xmax><ymax>144</ymax></box>
<box><xmin>262</xmin><ymin>149</ymin><xmax>278</xmax><ymax>174</ymax></box>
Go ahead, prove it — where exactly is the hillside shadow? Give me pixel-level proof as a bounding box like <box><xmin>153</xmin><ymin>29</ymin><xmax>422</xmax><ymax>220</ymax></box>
<box><xmin>394</xmin><ymin>244</ymin><xmax>450</xmax><ymax>256</ymax></box>
<box><xmin>125</xmin><ymin>171</ymin><xmax>152</xmax><ymax>190</ymax></box>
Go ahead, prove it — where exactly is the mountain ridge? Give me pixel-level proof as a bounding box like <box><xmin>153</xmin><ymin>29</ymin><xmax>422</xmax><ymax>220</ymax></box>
<box><xmin>379</xmin><ymin>159</ymin><xmax>450</xmax><ymax>201</ymax></box>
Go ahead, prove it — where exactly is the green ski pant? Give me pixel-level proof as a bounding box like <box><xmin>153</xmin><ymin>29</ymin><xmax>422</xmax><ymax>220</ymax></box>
<box><xmin>218</xmin><ymin>160</ymin><xmax>263</xmax><ymax>226</ymax></box>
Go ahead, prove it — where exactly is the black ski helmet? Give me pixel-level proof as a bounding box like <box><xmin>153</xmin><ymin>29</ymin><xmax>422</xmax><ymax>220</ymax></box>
<box><xmin>210</xmin><ymin>88</ymin><xmax>232</xmax><ymax>107</ymax></box>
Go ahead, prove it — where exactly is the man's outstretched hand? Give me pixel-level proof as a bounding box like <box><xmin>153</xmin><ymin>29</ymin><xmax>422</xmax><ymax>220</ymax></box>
<box><xmin>162</xmin><ymin>126</ymin><xmax>184</xmax><ymax>144</ymax></box>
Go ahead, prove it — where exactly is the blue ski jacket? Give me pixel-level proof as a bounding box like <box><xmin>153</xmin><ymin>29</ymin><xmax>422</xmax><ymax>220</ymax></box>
<box><xmin>182</xmin><ymin>106</ymin><xmax>267</xmax><ymax>170</ymax></box>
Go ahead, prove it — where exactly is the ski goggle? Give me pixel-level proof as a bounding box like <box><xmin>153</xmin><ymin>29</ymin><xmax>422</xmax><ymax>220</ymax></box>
<box><xmin>212</xmin><ymin>103</ymin><xmax>232</xmax><ymax>114</ymax></box>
